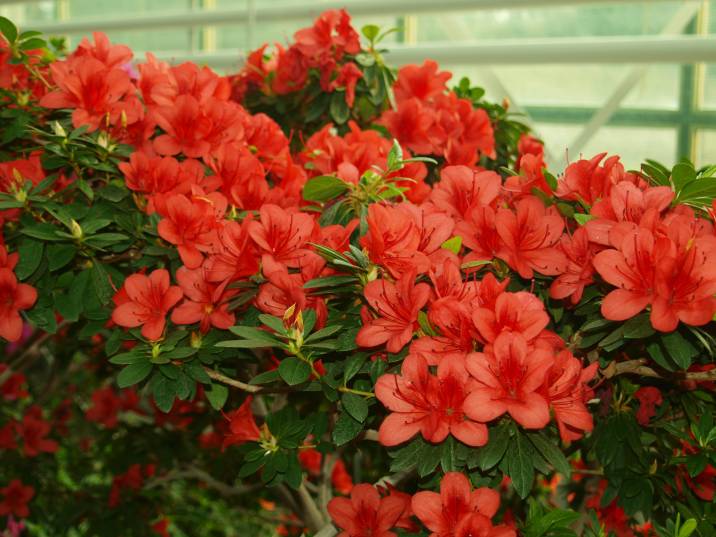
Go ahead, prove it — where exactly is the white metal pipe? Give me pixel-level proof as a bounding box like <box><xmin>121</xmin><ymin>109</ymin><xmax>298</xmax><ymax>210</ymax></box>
<box><xmin>16</xmin><ymin>0</ymin><xmax>701</xmax><ymax>34</ymax></box>
<box><xmin>147</xmin><ymin>35</ymin><xmax>716</xmax><ymax>69</ymax></box>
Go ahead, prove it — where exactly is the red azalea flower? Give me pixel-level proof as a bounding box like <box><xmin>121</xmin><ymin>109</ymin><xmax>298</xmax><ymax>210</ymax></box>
<box><xmin>394</xmin><ymin>60</ymin><xmax>452</xmax><ymax>104</ymax></box>
<box><xmin>429</xmin><ymin>166</ymin><xmax>501</xmax><ymax>220</ymax></box>
<box><xmin>541</xmin><ymin>350</ymin><xmax>597</xmax><ymax>442</ymax></box>
<box><xmin>496</xmin><ymin>196</ymin><xmax>567</xmax><ymax>279</ymax></box>
<box><xmin>249</xmin><ymin>204</ymin><xmax>316</xmax><ymax>269</ymax></box>
<box><xmin>151</xmin><ymin>518</ymin><xmax>170</xmax><ymax>537</ymax></box>
<box><xmin>634</xmin><ymin>387</ymin><xmax>663</xmax><ymax>426</ymax></box>
<box><xmin>549</xmin><ymin>227</ymin><xmax>598</xmax><ymax>305</ymax></box>
<box><xmin>40</xmin><ymin>56</ymin><xmax>143</xmax><ymax>131</ymax></box>
<box><xmin>171</xmin><ymin>266</ymin><xmax>237</xmax><ymax>333</ymax></box>
<box><xmin>157</xmin><ymin>192</ymin><xmax>227</xmax><ymax>269</ymax></box>
<box><xmin>585</xmin><ymin>181</ymin><xmax>674</xmax><ymax>246</ymax></box>
<box><xmin>73</xmin><ymin>31</ymin><xmax>132</xmax><ymax>69</ymax></box>
<box><xmin>298</xmin><ymin>447</ymin><xmax>322</xmax><ymax>475</ymax></box>
<box><xmin>360</xmin><ymin>204</ymin><xmax>430</xmax><ymax>277</ymax></box>
<box><xmin>205</xmin><ymin>144</ymin><xmax>268</xmax><ymax>211</ymax></box>
<box><xmin>556</xmin><ymin>153</ymin><xmax>638</xmax><ymax>207</ymax></box>
<box><xmin>293</xmin><ymin>9</ymin><xmax>360</xmax><ymax>60</ymax></box>
<box><xmin>222</xmin><ymin>396</ymin><xmax>261</xmax><ymax>449</ymax></box>
<box><xmin>0</xmin><ymin>268</ymin><xmax>37</xmax><ymax>342</ymax></box>
<box><xmin>0</xmin><ymin>479</ymin><xmax>34</xmax><ymax>518</ymax></box>
<box><xmin>331</xmin><ymin>459</ymin><xmax>354</xmax><ymax>495</ymax></box>
<box><xmin>272</xmin><ymin>45</ymin><xmax>309</xmax><ymax>95</ymax></box>
<box><xmin>205</xmin><ymin>217</ymin><xmax>258</xmax><ymax>288</ymax></box>
<box><xmin>379</xmin><ymin>98</ymin><xmax>434</xmax><ymax>155</ymax></box>
<box><xmin>111</xmin><ymin>269</ymin><xmax>183</xmax><ymax>341</ymax></box>
<box><xmin>0</xmin><ymin>365</ymin><xmax>28</xmax><ymax>401</ymax></box>
<box><xmin>652</xmin><ymin>233</ymin><xmax>716</xmax><ymax>332</ymax></box>
<box><xmin>375</xmin><ymin>353</ymin><xmax>487</xmax><ymax>447</ymax></box>
<box><xmin>152</xmin><ymin>94</ymin><xmax>212</xmax><ymax>157</ymax></box>
<box><xmin>256</xmin><ymin>255</ymin><xmax>328</xmax><ymax>329</ymax></box>
<box><xmin>86</xmin><ymin>386</ymin><xmax>123</xmax><ymax>428</ymax></box>
<box><xmin>328</xmin><ymin>483</ymin><xmax>408</xmax><ymax>537</ymax></box>
<box><xmin>464</xmin><ymin>332</ymin><xmax>552</xmax><ymax>429</ymax></box>
<box><xmin>335</xmin><ymin>62</ymin><xmax>363</xmax><ymax>107</ymax></box>
<box><xmin>471</xmin><ymin>290</ymin><xmax>550</xmax><ymax>345</ymax></box>
<box><xmin>411</xmin><ymin>472</ymin><xmax>504</xmax><ymax>537</ymax></box>
<box><xmin>16</xmin><ymin>409</ymin><xmax>58</xmax><ymax>457</ymax></box>
<box><xmin>356</xmin><ymin>271</ymin><xmax>430</xmax><ymax>353</ymax></box>
<box><xmin>593</xmin><ymin>227</ymin><xmax>662</xmax><ymax>323</ymax></box>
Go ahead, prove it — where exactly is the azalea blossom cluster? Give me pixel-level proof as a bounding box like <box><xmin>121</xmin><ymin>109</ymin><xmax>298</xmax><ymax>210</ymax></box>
<box><xmin>230</xmin><ymin>9</ymin><xmax>362</xmax><ymax>104</ymax></box>
<box><xmin>1</xmin><ymin>8</ymin><xmax>716</xmax><ymax>537</ymax></box>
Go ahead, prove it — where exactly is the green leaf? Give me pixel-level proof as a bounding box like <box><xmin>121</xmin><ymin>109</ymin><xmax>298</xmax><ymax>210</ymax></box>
<box><xmin>21</xmin><ymin>222</ymin><xmax>63</xmax><ymax>241</ymax></box>
<box><xmin>278</xmin><ymin>358</ymin><xmax>311</xmax><ymax>385</ymax></box>
<box><xmin>475</xmin><ymin>423</ymin><xmax>510</xmax><ymax>470</ymax></box>
<box><xmin>332</xmin><ymin>411</ymin><xmax>363</xmax><ymax>446</ymax></box>
<box><xmin>0</xmin><ymin>16</ymin><xmax>18</xmax><ymax>43</ymax></box>
<box><xmin>573</xmin><ymin>213</ymin><xmax>594</xmax><ymax>225</ymax></box>
<box><xmin>25</xmin><ymin>307</ymin><xmax>57</xmax><ymax>334</ymax></box>
<box><xmin>205</xmin><ymin>383</ymin><xmax>229</xmax><ymax>410</ymax></box>
<box><xmin>343</xmin><ymin>353</ymin><xmax>368</xmax><ymax>384</ymax></box>
<box><xmin>15</xmin><ymin>240</ymin><xmax>44</xmax><ymax>280</ymax></box>
<box><xmin>672</xmin><ymin>162</ymin><xmax>696</xmax><ymax>190</ymax></box>
<box><xmin>678</xmin><ymin>519</ymin><xmax>698</xmax><ymax>537</ymax></box>
<box><xmin>249</xmin><ymin>369</ymin><xmax>280</xmax><ymax>385</ymax></box>
<box><xmin>258</xmin><ymin>314</ymin><xmax>286</xmax><ymax>334</ymax></box>
<box><xmin>526</xmin><ymin>508</ymin><xmax>580</xmax><ymax>537</ymax></box>
<box><xmin>303</xmin><ymin>175</ymin><xmax>349</xmax><ymax>202</ymax></box>
<box><xmin>329</xmin><ymin>91</ymin><xmax>350</xmax><ymax>124</ymax></box>
<box><xmin>622</xmin><ymin>314</ymin><xmax>655</xmax><ymax>339</ymax></box>
<box><xmin>117</xmin><ymin>361</ymin><xmax>153</xmax><ymax>388</ymax></box>
<box><xmin>109</xmin><ymin>351</ymin><xmax>145</xmax><ymax>364</ymax></box>
<box><xmin>361</xmin><ymin>24</ymin><xmax>380</xmax><ymax>42</ymax></box>
<box><xmin>304</xmin><ymin>275</ymin><xmax>357</xmax><ymax>289</ymax></box>
<box><xmin>506</xmin><ymin>433</ymin><xmax>534</xmax><ymax>499</ymax></box>
<box><xmin>661</xmin><ymin>331</ymin><xmax>698</xmax><ymax>369</ymax></box>
<box><xmin>90</xmin><ymin>262</ymin><xmax>114</xmax><ymax>305</ymax></box>
<box><xmin>47</xmin><ymin>244</ymin><xmax>76</xmax><ymax>272</ymax></box>
<box><xmin>527</xmin><ymin>432</ymin><xmax>571</xmax><ymax>478</ymax></box>
<box><xmin>341</xmin><ymin>393</ymin><xmax>368</xmax><ymax>423</ymax></box>
<box><xmin>19</xmin><ymin>37</ymin><xmax>46</xmax><ymax>51</ymax></box>
<box><xmin>152</xmin><ymin>374</ymin><xmax>176</xmax><ymax>412</ymax></box>
<box><xmin>441</xmin><ymin>235</ymin><xmax>462</xmax><ymax>254</ymax></box>
<box><xmin>305</xmin><ymin>324</ymin><xmax>343</xmax><ymax>342</ymax></box>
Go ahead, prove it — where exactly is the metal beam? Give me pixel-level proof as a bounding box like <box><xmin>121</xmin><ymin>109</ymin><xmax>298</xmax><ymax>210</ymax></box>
<box><xmin>146</xmin><ymin>35</ymin><xmax>716</xmax><ymax>70</ymax></box>
<box><xmin>14</xmin><ymin>0</ymin><xmax>700</xmax><ymax>34</ymax></box>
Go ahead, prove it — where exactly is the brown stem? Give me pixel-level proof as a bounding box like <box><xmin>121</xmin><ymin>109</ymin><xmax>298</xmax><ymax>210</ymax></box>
<box><xmin>203</xmin><ymin>367</ymin><xmax>260</xmax><ymax>393</ymax></box>
<box><xmin>296</xmin><ymin>482</ymin><xmax>327</xmax><ymax>533</ymax></box>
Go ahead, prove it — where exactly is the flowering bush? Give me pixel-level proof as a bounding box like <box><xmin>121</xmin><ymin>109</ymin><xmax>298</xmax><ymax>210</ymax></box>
<box><xmin>1</xmin><ymin>10</ymin><xmax>716</xmax><ymax>537</ymax></box>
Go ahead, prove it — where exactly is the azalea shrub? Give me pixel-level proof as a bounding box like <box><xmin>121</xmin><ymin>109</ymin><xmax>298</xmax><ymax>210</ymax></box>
<box><xmin>1</xmin><ymin>9</ymin><xmax>716</xmax><ymax>537</ymax></box>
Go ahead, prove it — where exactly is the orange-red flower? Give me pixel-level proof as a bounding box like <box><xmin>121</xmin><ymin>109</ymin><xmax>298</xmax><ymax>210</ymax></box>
<box><xmin>465</xmin><ymin>332</ymin><xmax>552</xmax><ymax>429</ymax></box>
<box><xmin>111</xmin><ymin>269</ymin><xmax>183</xmax><ymax>341</ymax></box>
<box><xmin>0</xmin><ymin>479</ymin><xmax>34</xmax><ymax>518</ymax></box>
<box><xmin>171</xmin><ymin>266</ymin><xmax>237</xmax><ymax>333</ymax></box>
<box><xmin>495</xmin><ymin>196</ymin><xmax>567</xmax><ymax>279</ymax></box>
<box><xmin>411</xmin><ymin>472</ymin><xmax>512</xmax><ymax>537</ymax></box>
<box><xmin>0</xmin><ymin>268</ymin><xmax>37</xmax><ymax>342</ymax></box>
<box><xmin>375</xmin><ymin>353</ymin><xmax>487</xmax><ymax>447</ymax></box>
<box><xmin>328</xmin><ymin>483</ymin><xmax>408</xmax><ymax>537</ymax></box>
<box><xmin>357</xmin><ymin>271</ymin><xmax>430</xmax><ymax>353</ymax></box>
<box><xmin>222</xmin><ymin>396</ymin><xmax>261</xmax><ymax>449</ymax></box>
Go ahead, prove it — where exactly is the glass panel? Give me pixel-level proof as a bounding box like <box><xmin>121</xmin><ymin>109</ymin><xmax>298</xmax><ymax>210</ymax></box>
<box><xmin>415</xmin><ymin>3</ymin><xmax>688</xmax><ymax>41</ymax></box>
<box><xmin>536</xmin><ymin>124</ymin><xmax>677</xmax><ymax>171</ymax></box>
<box><xmin>695</xmin><ymin>130</ymin><xmax>716</xmax><ymax>167</ymax></box>
<box><xmin>703</xmin><ymin>65</ymin><xmax>716</xmax><ymax>110</ymax></box>
<box><xmin>441</xmin><ymin>63</ymin><xmax>680</xmax><ymax>110</ymax></box>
